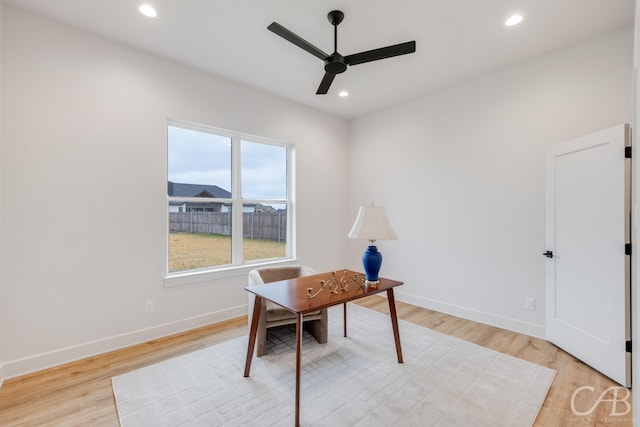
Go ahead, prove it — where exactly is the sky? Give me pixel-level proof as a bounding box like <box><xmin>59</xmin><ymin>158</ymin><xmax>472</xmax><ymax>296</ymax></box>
<box><xmin>168</xmin><ymin>125</ymin><xmax>287</xmax><ymax>200</ymax></box>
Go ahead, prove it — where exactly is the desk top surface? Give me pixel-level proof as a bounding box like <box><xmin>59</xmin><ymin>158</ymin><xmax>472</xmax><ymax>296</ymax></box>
<box><xmin>245</xmin><ymin>269</ymin><xmax>403</xmax><ymax>314</ymax></box>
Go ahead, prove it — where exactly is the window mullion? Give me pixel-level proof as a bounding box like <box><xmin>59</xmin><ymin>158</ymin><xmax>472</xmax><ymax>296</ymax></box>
<box><xmin>231</xmin><ymin>135</ymin><xmax>243</xmax><ymax>264</ymax></box>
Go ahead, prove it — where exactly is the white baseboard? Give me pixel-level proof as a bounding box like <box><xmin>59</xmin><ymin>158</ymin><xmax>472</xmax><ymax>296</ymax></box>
<box><xmin>393</xmin><ymin>290</ymin><xmax>546</xmax><ymax>339</ymax></box>
<box><xmin>1</xmin><ymin>305</ymin><xmax>247</xmax><ymax>381</ymax></box>
<box><xmin>0</xmin><ymin>363</ymin><xmax>4</xmax><ymax>389</ymax></box>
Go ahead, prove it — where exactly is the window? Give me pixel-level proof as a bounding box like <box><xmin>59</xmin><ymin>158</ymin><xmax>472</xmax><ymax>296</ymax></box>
<box><xmin>167</xmin><ymin>122</ymin><xmax>292</xmax><ymax>274</ymax></box>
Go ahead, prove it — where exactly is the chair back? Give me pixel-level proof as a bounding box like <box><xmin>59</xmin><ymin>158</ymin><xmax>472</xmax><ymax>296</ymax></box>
<box><xmin>248</xmin><ymin>265</ymin><xmax>318</xmax><ymax>285</ymax></box>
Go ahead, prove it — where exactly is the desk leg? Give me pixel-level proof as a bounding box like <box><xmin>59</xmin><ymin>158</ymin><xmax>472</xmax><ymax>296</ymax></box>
<box><xmin>343</xmin><ymin>303</ymin><xmax>347</xmax><ymax>337</ymax></box>
<box><xmin>243</xmin><ymin>295</ymin><xmax>262</xmax><ymax>377</ymax></box>
<box><xmin>295</xmin><ymin>313</ymin><xmax>302</xmax><ymax>427</ymax></box>
<box><xmin>386</xmin><ymin>289</ymin><xmax>404</xmax><ymax>364</ymax></box>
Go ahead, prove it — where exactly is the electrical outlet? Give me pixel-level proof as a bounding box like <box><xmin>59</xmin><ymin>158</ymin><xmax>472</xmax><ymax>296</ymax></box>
<box><xmin>525</xmin><ymin>297</ymin><xmax>535</xmax><ymax>310</ymax></box>
<box><xmin>145</xmin><ymin>300</ymin><xmax>154</xmax><ymax>314</ymax></box>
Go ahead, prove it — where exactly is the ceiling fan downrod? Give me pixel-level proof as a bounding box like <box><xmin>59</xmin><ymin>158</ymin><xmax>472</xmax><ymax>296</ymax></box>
<box><xmin>325</xmin><ymin>10</ymin><xmax>347</xmax><ymax>74</ymax></box>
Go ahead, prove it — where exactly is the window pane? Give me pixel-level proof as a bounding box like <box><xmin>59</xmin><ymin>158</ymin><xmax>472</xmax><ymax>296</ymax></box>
<box><xmin>168</xmin><ymin>204</ymin><xmax>233</xmax><ymax>272</ymax></box>
<box><xmin>168</xmin><ymin>126</ymin><xmax>231</xmax><ymax>193</ymax></box>
<box><xmin>243</xmin><ymin>203</ymin><xmax>287</xmax><ymax>262</ymax></box>
<box><xmin>168</xmin><ymin>125</ymin><xmax>233</xmax><ymax>272</ymax></box>
<box><xmin>241</xmin><ymin>140</ymin><xmax>286</xmax><ymax>199</ymax></box>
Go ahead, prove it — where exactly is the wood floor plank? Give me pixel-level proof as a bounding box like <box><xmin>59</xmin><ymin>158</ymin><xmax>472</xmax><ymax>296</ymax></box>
<box><xmin>0</xmin><ymin>298</ymin><xmax>631</xmax><ymax>426</ymax></box>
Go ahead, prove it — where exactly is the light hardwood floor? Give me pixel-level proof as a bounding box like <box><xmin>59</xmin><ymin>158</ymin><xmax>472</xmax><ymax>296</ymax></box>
<box><xmin>0</xmin><ymin>297</ymin><xmax>631</xmax><ymax>426</ymax></box>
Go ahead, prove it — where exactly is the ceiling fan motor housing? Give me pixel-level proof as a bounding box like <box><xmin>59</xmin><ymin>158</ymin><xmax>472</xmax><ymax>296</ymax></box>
<box><xmin>325</xmin><ymin>53</ymin><xmax>347</xmax><ymax>74</ymax></box>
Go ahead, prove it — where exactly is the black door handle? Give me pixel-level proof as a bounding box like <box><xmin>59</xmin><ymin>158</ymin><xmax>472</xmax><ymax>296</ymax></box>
<box><xmin>543</xmin><ymin>251</ymin><xmax>553</xmax><ymax>258</ymax></box>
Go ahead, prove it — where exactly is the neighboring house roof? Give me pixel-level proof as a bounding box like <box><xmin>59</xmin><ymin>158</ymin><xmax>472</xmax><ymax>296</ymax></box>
<box><xmin>168</xmin><ymin>181</ymin><xmax>231</xmax><ymax>198</ymax></box>
<box><xmin>255</xmin><ymin>204</ymin><xmax>276</xmax><ymax>213</ymax></box>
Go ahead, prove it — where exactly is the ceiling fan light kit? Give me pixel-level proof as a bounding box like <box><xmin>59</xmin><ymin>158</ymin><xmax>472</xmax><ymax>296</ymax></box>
<box><xmin>268</xmin><ymin>10</ymin><xmax>416</xmax><ymax>95</ymax></box>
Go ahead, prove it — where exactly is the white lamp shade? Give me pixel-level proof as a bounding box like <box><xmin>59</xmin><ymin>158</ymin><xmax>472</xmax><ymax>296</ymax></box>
<box><xmin>348</xmin><ymin>205</ymin><xmax>397</xmax><ymax>241</ymax></box>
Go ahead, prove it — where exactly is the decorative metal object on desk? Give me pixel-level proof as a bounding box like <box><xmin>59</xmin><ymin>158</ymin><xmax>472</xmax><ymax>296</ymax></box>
<box><xmin>307</xmin><ymin>270</ymin><xmax>366</xmax><ymax>299</ymax></box>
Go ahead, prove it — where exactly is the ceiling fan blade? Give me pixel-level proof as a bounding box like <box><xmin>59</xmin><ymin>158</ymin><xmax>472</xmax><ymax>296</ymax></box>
<box><xmin>345</xmin><ymin>41</ymin><xmax>416</xmax><ymax>66</ymax></box>
<box><xmin>267</xmin><ymin>22</ymin><xmax>330</xmax><ymax>61</ymax></box>
<box><xmin>316</xmin><ymin>72</ymin><xmax>336</xmax><ymax>94</ymax></box>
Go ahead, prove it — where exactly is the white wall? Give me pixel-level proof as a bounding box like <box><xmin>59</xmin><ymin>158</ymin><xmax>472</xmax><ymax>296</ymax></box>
<box><xmin>348</xmin><ymin>28</ymin><xmax>633</xmax><ymax>338</ymax></box>
<box><xmin>0</xmin><ymin>6</ymin><xmax>349</xmax><ymax>378</ymax></box>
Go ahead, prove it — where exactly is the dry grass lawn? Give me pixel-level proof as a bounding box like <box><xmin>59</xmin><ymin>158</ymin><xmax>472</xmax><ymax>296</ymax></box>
<box><xmin>169</xmin><ymin>232</ymin><xmax>286</xmax><ymax>272</ymax></box>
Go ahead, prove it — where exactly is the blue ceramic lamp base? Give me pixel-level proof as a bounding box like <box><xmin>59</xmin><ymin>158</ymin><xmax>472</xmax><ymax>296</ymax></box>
<box><xmin>362</xmin><ymin>245</ymin><xmax>383</xmax><ymax>288</ymax></box>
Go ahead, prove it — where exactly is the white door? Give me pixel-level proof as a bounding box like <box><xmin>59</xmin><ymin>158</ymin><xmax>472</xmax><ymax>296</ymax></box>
<box><xmin>545</xmin><ymin>124</ymin><xmax>631</xmax><ymax>387</ymax></box>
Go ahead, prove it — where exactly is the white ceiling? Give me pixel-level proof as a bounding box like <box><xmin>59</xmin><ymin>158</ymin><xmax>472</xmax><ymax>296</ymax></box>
<box><xmin>5</xmin><ymin>0</ymin><xmax>634</xmax><ymax>119</ymax></box>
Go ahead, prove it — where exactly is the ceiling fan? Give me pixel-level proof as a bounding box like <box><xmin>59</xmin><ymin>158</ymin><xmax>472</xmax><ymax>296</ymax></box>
<box><xmin>267</xmin><ymin>10</ymin><xmax>416</xmax><ymax>95</ymax></box>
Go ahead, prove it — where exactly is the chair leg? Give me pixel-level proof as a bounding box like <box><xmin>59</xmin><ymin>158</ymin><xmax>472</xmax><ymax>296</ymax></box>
<box><xmin>256</xmin><ymin>303</ymin><xmax>268</xmax><ymax>357</ymax></box>
<box><xmin>305</xmin><ymin>309</ymin><xmax>328</xmax><ymax>344</ymax></box>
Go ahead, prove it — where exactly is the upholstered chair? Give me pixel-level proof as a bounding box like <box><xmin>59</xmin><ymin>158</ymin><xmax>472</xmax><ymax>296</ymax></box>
<box><xmin>247</xmin><ymin>265</ymin><xmax>328</xmax><ymax>357</ymax></box>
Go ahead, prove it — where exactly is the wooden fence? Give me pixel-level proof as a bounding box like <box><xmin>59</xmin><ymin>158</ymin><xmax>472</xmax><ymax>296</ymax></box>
<box><xmin>169</xmin><ymin>211</ymin><xmax>287</xmax><ymax>242</ymax></box>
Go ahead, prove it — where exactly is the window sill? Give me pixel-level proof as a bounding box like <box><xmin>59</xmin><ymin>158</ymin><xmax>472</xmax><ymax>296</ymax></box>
<box><xmin>163</xmin><ymin>258</ymin><xmax>296</xmax><ymax>288</ymax></box>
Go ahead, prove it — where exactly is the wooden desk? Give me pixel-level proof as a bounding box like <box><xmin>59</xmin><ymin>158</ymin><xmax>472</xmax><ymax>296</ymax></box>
<box><xmin>243</xmin><ymin>270</ymin><xmax>404</xmax><ymax>427</ymax></box>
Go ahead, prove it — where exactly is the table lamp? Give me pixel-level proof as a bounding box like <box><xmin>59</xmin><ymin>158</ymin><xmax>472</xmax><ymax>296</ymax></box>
<box><xmin>348</xmin><ymin>204</ymin><xmax>397</xmax><ymax>288</ymax></box>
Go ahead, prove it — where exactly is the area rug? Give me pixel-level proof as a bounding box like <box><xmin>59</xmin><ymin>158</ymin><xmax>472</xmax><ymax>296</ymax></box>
<box><xmin>112</xmin><ymin>304</ymin><xmax>555</xmax><ymax>426</ymax></box>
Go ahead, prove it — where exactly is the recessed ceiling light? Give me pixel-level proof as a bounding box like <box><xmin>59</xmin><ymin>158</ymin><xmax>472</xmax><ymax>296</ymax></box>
<box><xmin>338</xmin><ymin>91</ymin><xmax>349</xmax><ymax>97</ymax></box>
<box><xmin>139</xmin><ymin>4</ymin><xmax>157</xmax><ymax>18</ymax></box>
<box><xmin>505</xmin><ymin>14</ymin><xmax>524</xmax><ymax>27</ymax></box>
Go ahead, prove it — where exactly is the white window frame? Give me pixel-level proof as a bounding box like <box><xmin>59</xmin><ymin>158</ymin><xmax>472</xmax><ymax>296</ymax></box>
<box><xmin>164</xmin><ymin>120</ymin><xmax>295</xmax><ymax>286</ymax></box>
